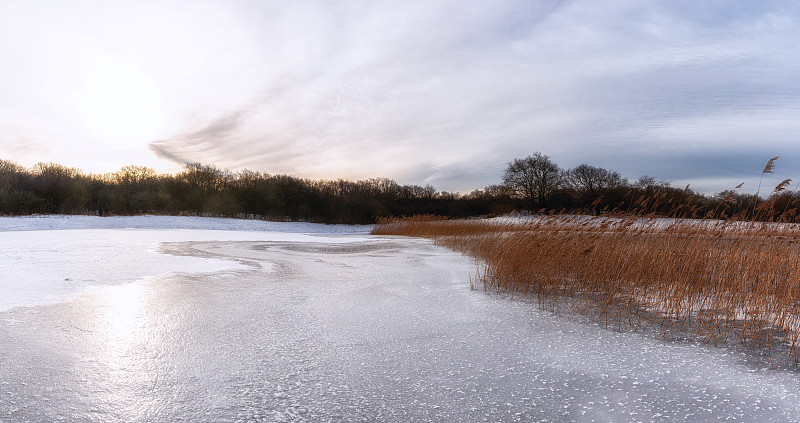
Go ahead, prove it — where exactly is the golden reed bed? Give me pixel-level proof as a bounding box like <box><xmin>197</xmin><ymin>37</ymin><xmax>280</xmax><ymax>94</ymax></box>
<box><xmin>372</xmin><ymin>214</ymin><xmax>800</xmax><ymax>367</ymax></box>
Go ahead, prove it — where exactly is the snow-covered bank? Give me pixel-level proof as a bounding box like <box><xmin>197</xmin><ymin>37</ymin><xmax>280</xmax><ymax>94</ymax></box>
<box><xmin>0</xmin><ymin>215</ymin><xmax>371</xmax><ymax>311</ymax></box>
<box><xmin>0</xmin><ymin>214</ymin><xmax>372</xmax><ymax>233</ymax></box>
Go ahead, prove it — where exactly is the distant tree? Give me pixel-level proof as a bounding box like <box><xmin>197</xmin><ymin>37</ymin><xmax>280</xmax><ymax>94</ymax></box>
<box><xmin>179</xmin><ymin>163</ymin><xmax>231</xmax><ymax>192</ymax></box>
<box><xmin>0</xmin><ymin>159</ymin><xmax>24</xmax><ymax>191</ymax></box>
<box><xmin>502</xmin><ymin>153</ymin><xmax>562</xmax><ymax>210</ymax></box>
<box><xmin>114</xmin><ymin>165</ymin><xmax>156</xmax><ymax>186</ymax></box>
<box><xmin>713</xmin><ymin>189</ymin><xmax>754</xmax><ymax>217</ymax></box>
<box><xmin>366</xmin><ymin>178</ymin><xmax>401</xmax><ymax>200</ymax></box>
<box><xmin>437</xmin><ymin>191</ymin><xmax>459</xmax><ymax>201</ymax></box>
<box><xmin>0</xmin><ymin>159</ymin><xmax>34</xmax><ymax>214</ymax></box>
<box><xmin>634</xmin><ymin>175</ymin><xmax>671</xmax><ymax>192</ymax></box>
<box><xmin>464</xmin><ymin>184</ymin><xmax>512</xmax><ymax>201</ymax></box>
<box><xmin>565</xmin><ymin>164</ymin><xmax>628</xmax><ymax>207</ymax></box>
<box><xmin>399</xmin><ymin>184</ymin><xmax>436</xmax><ymax>200</ymax></box>
<box><xmin>0</xmin><ymin>159</ymin><xmax>24</xmax><ymax>174</ymax></box>
<box><xmin>29</xmin><ymin>162</ymin><xmax>89</xmax><ymax>213</ymax></box>
<box><xmin>567</xmin><ymin>164</ymin><xmax>626</xmax><ymax>193</ymax></box>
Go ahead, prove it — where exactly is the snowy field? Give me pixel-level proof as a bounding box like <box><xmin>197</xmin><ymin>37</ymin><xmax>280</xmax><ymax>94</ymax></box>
<box><xmin>1</xmin><ymin>215</ymin><xmax>800</xmax><ymax>422</ymax></box>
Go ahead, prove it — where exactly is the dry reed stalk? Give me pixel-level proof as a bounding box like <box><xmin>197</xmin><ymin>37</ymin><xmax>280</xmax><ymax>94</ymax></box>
<box><xmin>373</xmin><ymin>213</ymin><xmax>800</xmax><ymax>367</ymax></box>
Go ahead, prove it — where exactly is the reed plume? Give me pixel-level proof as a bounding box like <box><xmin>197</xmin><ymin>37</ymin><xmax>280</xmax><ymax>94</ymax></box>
<box><xmin>754</xmin><ymin>156</ymin><xmax>779</xmax><ymax>214</ymax></box>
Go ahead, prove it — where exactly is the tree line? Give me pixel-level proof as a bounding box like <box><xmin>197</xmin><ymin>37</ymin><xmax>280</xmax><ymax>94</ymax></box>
<box><xmin>501</xmin><ymin>153</ymin><xmax>796</xmax><ymax>222</ymax></box>
<box><xmin>0</xmin><ymin>154</ymin><xmax>794</xmax><ymax>223</ymax></box>
<box><xmin>0</xmin><ymin>160</ymin><xmax>503</xmax><ymax>223</ymax></box>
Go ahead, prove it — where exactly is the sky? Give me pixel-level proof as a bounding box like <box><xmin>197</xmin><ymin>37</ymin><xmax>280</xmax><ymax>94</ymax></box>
<box><xmin>1</xmin><ymin>0</ymin><xmax>799</xmax><ymax>194</ymax></box>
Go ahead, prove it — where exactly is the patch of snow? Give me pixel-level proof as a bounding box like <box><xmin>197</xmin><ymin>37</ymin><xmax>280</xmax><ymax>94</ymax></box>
<box><xmin>0</xmin><ymin>214</ymin><xmax>372</xmax><ymax>234</ymax></box>
<box><xmin>0</xmin><ymin>215</ymin><xmax>371</xmax><ymax>311</ymax></box>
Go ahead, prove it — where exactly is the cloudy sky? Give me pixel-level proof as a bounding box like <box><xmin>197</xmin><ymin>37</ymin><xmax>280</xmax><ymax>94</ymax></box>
<box><xmin>1</xmin><ymin>0</ymin><xmax>799</xmax><ymax>193</ymax></box>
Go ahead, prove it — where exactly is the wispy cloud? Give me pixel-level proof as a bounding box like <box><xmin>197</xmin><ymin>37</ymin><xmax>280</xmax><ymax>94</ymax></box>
<box><xmin>0</xmin><ymin>138</ymin><xmax>49</xmax><ymax>160</ymax></box>
<box><xmin>149</xmin><ymin>110</ymin><xmax>249</xmax><ymax>165</ymax></box>
<box><xmin>3</xmin><ymin>0</ymin><xmax>800</xmax><ymax>191</ymax></box>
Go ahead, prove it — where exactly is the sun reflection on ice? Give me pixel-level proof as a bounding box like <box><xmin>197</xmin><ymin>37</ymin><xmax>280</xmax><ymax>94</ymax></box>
<box><xmin>100</xmin><ymin>282</ymin><xmax>148</xmax><ymax>357</ymax></box>
<box><xmin>93</xmin><ymin>280</ymin><xmax>164</xmax><ymax>419</ymax></box>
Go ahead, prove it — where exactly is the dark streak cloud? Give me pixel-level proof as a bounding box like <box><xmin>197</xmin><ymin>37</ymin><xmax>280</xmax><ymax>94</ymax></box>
<box><xmin>2</xmin><ymin>0</ymin><xmax>800</xmax><ymax>192</ymax></box>
<box><xmin>148</xmin><ymin>110</ymin><xmax>249</xmax><ymax>166</ymax></box>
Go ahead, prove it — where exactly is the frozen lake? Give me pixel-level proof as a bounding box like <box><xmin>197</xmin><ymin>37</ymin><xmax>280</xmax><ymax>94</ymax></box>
<box><xmin>1</xmin><ymin>215</ymin><xmax>799</xmax><ymax>422</ymax></box>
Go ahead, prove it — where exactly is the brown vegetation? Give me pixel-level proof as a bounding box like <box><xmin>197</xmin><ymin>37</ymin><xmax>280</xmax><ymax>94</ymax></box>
<box><xmin>373</xmin><ymin>212</ymin><xmax>800</xmax><ymax>367</ymax></box>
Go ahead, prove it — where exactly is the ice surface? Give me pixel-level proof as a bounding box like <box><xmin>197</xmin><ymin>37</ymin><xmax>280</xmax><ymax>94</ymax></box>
<box><xmin>0</xmin><ymin>216</ymin><xmax>371</xmax><ymax>311</ymax></box>
<box><xmin>0</xmin><ymin>214</ymin><xmax>372</xmax><ymax>233</ymax></box>
<box><xmin>1</xmin><ymin>216</ymin><xmax>799</xmax><ymax>422</ymax></box>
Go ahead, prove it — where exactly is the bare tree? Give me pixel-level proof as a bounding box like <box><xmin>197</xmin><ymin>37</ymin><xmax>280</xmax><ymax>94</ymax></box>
<box><xmin>0</xmin><ymin>159</ymin><xmax>24</xmax><ymax>191</ymax></box>
<box><xmin>566</xmin><ymin>164</ymin><xmax>627</xmax><ymax>202</ymax></box>
<box><xmin>180</xmin><ymin>163</ymin><xmax>232</xmax><ymax>191</ymax></box>
<box><xmin>634</xmin><ymin>175</ymin><xmax>671</xmax><ymax>192</ymax></box>
<box><xmin>502</xmin><ymin>153</ymin><xmax>562</xmax><ymax>210</ymax></box>
<box><xmin>114</xmin><ymin>165</ymin><xmax>156</xmax><ymax>186</ymax></box>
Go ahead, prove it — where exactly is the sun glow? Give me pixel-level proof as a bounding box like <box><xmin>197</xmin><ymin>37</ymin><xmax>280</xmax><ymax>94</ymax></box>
<box><xmin>102</xmin><ymin>282</ymin><xmax>147</xmax><ymax>350</ymax></box>
<box><xmin>75</xmin><ymin>58</ymin><xmax>166</xmax><ymax>149</ymax></box>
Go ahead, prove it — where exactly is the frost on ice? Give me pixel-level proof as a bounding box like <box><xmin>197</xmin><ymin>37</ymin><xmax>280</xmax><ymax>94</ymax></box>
<box><xmin>1</xmin><ymin>215</ymin><xmax>799</xmax><ymax>422</ymax></box>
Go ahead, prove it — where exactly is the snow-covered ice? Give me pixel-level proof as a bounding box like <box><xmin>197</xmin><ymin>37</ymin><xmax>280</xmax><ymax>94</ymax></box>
<box><xmin>0</xmin><ymin>215</ymin><xmax>371</xmax><ymax>311</ymax></box>
<box><xmin>1</xmin><ymin>215</ymin><xmax>799</xmax><ymax>422</ymax></box>
<box><xmin>0</xmin><ymin>214</ymin><xmax>372</xmax><ymax>233</ymax></box>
